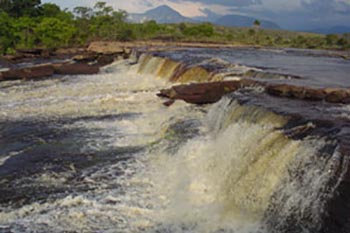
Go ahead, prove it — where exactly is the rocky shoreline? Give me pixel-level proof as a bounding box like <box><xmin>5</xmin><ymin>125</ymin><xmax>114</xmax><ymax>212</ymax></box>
<box><xmin>1</xmin><ymin>41</ymin><xmax>349</xmax><ymax>78</ymax></box>
<box><xmin>0</xmin><ymin>42</ymin><xmax>135</xmax><ymax>81</ymax></box>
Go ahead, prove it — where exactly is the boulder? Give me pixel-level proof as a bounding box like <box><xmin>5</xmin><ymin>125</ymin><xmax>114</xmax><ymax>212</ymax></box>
<box><xmin>266</xmin><ymin>84</ymin><xmax>295</xmax><ymax>97</ymax></box>
<box><xmin>158</xmin><ymin>79</ymin><xmax>264</xmax><ymax>105</ymax></box>
<box><xmin>266</xmin><ymin>84</ymin><xmax>350</xmax><ymax>104</ymax></box>
<box><xmin>324</xmin><ymin>88</ymin><xmax>350</xmax><ymax>104</ymax></box>
<box><xmin>158</xmin><ymin>81</ymin><xmax>256</xmax><ymax>105</ymax></box>
<box><xmin>54</xmin><ymin>63</ymin><xmax>100</xmax><ymax>75</ymax></box>
<box><xmin>0</xmin><ymin>64</ymin><xmax>54</xmax><ymax>81</ymax></box>
<box><xmin>96</xmin><ymin>55</ymin><xmax>115</xmax><ymax>66</ymax></box>
<box><xmin>304</xmin><ymin>88</ymin><xmax>326</xmax><ymax>101</ymax></box>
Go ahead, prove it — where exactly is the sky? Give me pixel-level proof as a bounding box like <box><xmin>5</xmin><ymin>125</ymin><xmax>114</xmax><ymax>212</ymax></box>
<box><xmin>42</xmin><ymin>0</ymin><xmax>350</xmax><ymax>30</ymax></box>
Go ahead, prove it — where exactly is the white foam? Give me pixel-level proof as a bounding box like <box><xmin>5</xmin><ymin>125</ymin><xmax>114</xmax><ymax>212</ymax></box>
<box><xmin>0</xmin><ymin>57</ymin><xmax>343</xmax><ymax>233</ymax></box>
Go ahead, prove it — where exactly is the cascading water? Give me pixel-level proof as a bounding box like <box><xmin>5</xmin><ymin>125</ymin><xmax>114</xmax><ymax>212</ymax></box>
<box><xmin>0</xmin><ymin>50</ymin><xmax>349</xmax><ymax>233</ymax></box>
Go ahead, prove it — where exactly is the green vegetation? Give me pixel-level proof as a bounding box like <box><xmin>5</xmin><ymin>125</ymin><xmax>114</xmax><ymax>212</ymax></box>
<box><xmin>0</xmin><ymin>0</ymin><xmax>350</xmax><ymax>54</ymax></box>
<box><xmin>253</xmin><ymin>20</ymin><xmax>261</xmax><ymax>29</ymax></box>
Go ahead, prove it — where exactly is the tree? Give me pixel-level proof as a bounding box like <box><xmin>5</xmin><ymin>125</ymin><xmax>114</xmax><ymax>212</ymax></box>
<box><xmin>40</xmin><ymin>3</ymin><xmax>61</xmax><ymax>17</ymax></box>
<box><xmin>73</xmin><ymin>6</ymin><xmax>93</xmax><ymax>43</ymax></box>
<box><xmin>73</xmin><ymin>6</ymin><xmax>93</xmax><ymax>19</ymax></box>
<box><xmin>13</xmin><ymin>16</ymin><xmax>37</xmax><ymax>48</ymax></box>
<box><xmin>142</xmin><ymin>20</ymin><xmax>160</xmax><ymax>36</ymax></box>
<box><xmin>35</xmin><ymin>18</ymin><xmax>76</xmax><ymax>48</ymax></box>
<box><xmin>0</xmin><ymin>0</ymin><xmax>42</xmax><ymax>17</ymax></box>
<box><xmin>253</xmin><ymin>19</ymin><xmax>261</xmax><ymax>29</ymax></box>
<box><xmin>0</xmin><ymin>11</ymin><xmax>16</xmax><ymax>54</ymax></box>
<box><xmin>179</xmin><ymin>22</ymin><xmax>186</xmax><ymax>33</ymax></box>
<box><xmin>93</xmin><ymin>1</ymin><xmax>113</xmax><ymax>16</ymax></box>
<box><xmin>0</xmin><ymin>0</ymin><xmax>12</xmax><ymax>13</ymax></box>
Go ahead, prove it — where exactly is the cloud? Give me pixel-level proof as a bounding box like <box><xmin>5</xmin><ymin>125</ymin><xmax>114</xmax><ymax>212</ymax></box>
<box><xmin>43</xmin><ymin>0</ymin><xmax>350</xmax><ymax>29</ymax></box>
<box><xmin>169</xmin><ymin>0</ymin><xmax>262</xmax><ymax>7</ymax></box>
<box><xmin>302</xmin><ymin>0</ymin><xmax>350</xmax><ymax>15</ymax></box>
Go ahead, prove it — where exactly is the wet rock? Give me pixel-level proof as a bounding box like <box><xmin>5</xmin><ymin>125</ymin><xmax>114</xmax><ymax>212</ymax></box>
<box><xmin>266</xmin><ymin>84</ymin><xmax>298</xmax><ymax>97</ymax></box>
<box><xmin>157</xmin><ymin>88</ymin><xmax>178</xmax><ymax>99</ymax></box>
<box><xmin>163</xmin><ymin>100</ymin><xmax>175</xmax><ymax>107</ymax></box>
<box><xmin>158</xmin><ymin>80</ymin><xmax>261</xmax><ymax>105</ymax></box>
<box><xmin>304</xmin><ymin>88</ymin><xmax>326</xmax><ymax>101</ymax></box>
<box><xmin>266</xmin><ymin>84</ymin><xmax>350</xmax><ymax>104</ymax></box>
<box><xmin>244</xmin><ymin>70</ymin><xmax>302</xmax><ymax>80</ymax></box>
<box><xmin>54</xmin><ymin>63</ymin><xmax>100</xmax><ymax>75</ymax></box>
<box><xmin>0</xmin><ymin>64</ymin><xmax>55</xmax><ymax>81</ymax></box>
<box><xmin>324</xmin><ymin>88</ymin><xmax>350</xmax><ymax>104</ymax></box>
<box><xmin>96</xmin><ymin>55</ymin><xmax>116</xmax><ymax>66</ymax></box>
<box><xmin>175</xmin><ymin>66</ymin><xmax>212</xmax><ymax>83</ymax></box>
<box><xmin>0</xmin><ymin>62</ymin><xmax>101</xmax><ymax>81</ymax></box>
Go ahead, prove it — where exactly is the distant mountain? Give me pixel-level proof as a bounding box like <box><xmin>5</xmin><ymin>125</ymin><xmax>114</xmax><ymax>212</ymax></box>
<box><xmin>308</xmin><ymin>26</ymin><xmax>350</xmax><ymax>34</ymax></box>
<box><xmin>215</xmin><ymin>15</ymin><xmax>280</xmax><ymax>30</ymax></box>
<box><xmin>193</xmin><ymin>8</ymin><xmax>222</xmax><ymax>23</ymax></box>
<box><xmin>129</xmin><ymin>5</ymin><xmax>282</xmax><ymax>30</ymax></box>
<box><xmin>128</xmin><ymin>5</ymin><xmax>196</xmax><ymax>24</ymax></box>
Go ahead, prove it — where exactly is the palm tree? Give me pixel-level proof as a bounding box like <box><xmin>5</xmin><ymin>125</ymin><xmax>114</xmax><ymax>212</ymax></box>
<box><xmin>253</xmin><ymin>20</ymin><xmax>261</xmax><ymax>44</ymax></box>
<box><xmin>253</xmin><ymin>19</ymin><xmax>261</xmax><ymax>29</ymax></box>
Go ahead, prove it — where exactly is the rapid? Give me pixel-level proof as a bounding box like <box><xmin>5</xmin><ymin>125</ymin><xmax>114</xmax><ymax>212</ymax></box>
<box><xmin>0</xmin><ymin>48</ymin><xmax>349</xmax><ymax>233</ymax></box>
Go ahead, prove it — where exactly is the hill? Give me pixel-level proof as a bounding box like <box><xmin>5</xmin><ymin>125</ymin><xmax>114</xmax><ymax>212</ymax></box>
<box><xmin>309</xmin><ymin>26</ymin><xmax>350</xmax><ymax>34</ymax></box>
<box><xmin>215</xmin><ymin>15</ymin><xmax>280</xmax><ymax>30</ymax></box>
<box><xmin>129</xmin><ymin>5</ymin><xmax>196</xmax><ymax>24</ymax></box>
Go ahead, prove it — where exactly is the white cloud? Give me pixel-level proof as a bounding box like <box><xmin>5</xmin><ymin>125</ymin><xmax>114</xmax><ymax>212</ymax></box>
<box><xmin>43</xmin><ymin>0</ymin><xmax>350</xmax><ymax>29</ymax></box>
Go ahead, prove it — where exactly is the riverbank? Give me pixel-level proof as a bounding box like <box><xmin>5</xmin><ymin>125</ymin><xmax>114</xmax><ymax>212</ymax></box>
<box><xmin>1</xmin><ymin>41</ymin><xmax>349</xmax><ymax>69</ymax></box>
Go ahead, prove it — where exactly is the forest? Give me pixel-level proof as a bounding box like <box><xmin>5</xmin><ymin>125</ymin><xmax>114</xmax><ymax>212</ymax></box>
<box><xmin>0</xmin><ymin>0</ymin><xmax>350</xmax><ymax>54</ymax></box>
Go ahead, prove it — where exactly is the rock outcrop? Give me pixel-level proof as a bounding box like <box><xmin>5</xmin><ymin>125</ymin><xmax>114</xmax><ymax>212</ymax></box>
<box><xmin>158</xmin><ymin>80</ymin><xmax>261</xmax><ymax>105</ymax></box>
<box><xmin>0</xmin><ymin>65</ymin><xmax>55</xmax><ymax>80</ymax></box>
<box><xmin>53</xmin><ymin>63</ymin><xmax>100</xmax><ymax>75</ymax></box>
<box><xmin>267</xmin><ymin>84</ymin><xmax>350</xmax><ymax>104</ymax></box>
<box><xmin>0</xmin><ymin>63</ymin><xmax>100</xmax><ymax>81</ymax></box>
<box><xmin>87</xmin><ymin>41</ymin><xmax>129</xmax><ymax>55</ymax></box>
<box><xmin>158</xmin><ymin>78</ymin><xmax>350</xmax><ymax>105</ymax></box>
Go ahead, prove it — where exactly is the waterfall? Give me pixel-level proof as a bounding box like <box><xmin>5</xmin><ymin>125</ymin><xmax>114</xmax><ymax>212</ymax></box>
<box><xmin>139</xmin><ymin>97</ymin><xmax>344</xmax><ymax>233</ymax></box>
<box><xmin>0</xmin><ymin>52</ymin><xmax>348</xmax><ymax>233</ymax></box>
<box><xmin>137</xmin><ymin>53</ymin><xmax>221</xmax><ymax>83</ymax></box>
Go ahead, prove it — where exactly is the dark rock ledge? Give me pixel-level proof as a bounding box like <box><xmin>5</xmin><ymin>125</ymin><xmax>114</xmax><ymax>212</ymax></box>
<box><xmin>158</xmin><ymin>81</ymin><xmax>350</xmax><ymax>105</ymax></box>
<box><xmin>0</xmin><ymin>42</ymin><xmax>133</xmax><ymax>81</ymax></box>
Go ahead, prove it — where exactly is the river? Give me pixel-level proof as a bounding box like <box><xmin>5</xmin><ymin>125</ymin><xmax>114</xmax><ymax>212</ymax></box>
<box><xmin>0</xmin><ymin>48</ymin><xmax>349</xmax><ymax>233</ymax></box>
